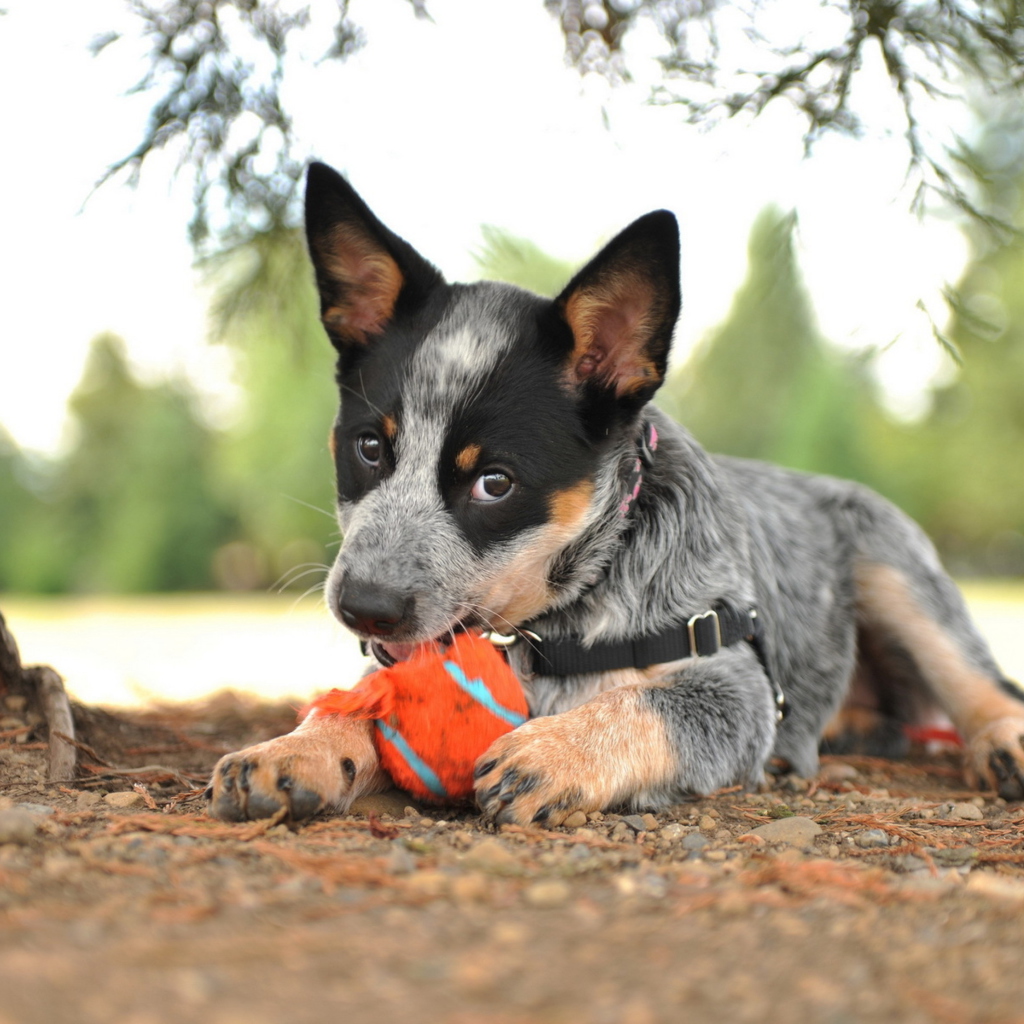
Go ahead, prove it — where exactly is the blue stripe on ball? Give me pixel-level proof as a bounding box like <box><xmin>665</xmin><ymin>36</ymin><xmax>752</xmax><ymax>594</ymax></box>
<box><xmin>374</xmin><ymin>720</ymin><xmax>448</xmax><ymax>798</ymax></box>
<box><xmin>442</xmin><ymin>662</ymin><xmax>527</xmax><ymax>728</ymax></box>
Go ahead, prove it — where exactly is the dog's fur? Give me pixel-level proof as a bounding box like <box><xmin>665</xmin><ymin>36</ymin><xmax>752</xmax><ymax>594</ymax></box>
<box><xmin>208</xmin><ymin>163</ymin><xmax>1024</xmax><ymax>825</ymax></box>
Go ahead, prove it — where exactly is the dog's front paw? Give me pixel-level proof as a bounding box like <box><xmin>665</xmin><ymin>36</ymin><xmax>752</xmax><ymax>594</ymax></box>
<box><xmin>473</xmin><ymin>716</ymin><xmax>601</xmax><ymax>826</ymax></box>
<box><xmin>207</xmin><ymin>714</ymin><xmax>386</xmax><ymax>823</ymax></box>
<box><xmin>965</xmin><ymin>715</ymin><xmax>1024</xmax><ymax>801</ymax></box>
<box><xmin>473</xmin><ymin>691</ymin><xmax>678</xmax><ymax>826</ymax></box>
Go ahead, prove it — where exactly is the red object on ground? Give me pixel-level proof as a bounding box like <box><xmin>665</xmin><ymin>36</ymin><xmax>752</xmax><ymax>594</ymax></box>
<box><xmin>904</xmin><ymin>724</ymin><xmax>963</xmax><ymax>747</ymax></box>
<box><xmin>305</xmin><ymin>632</ymin><xmax>529</xmax><ymax>801</ymax></box>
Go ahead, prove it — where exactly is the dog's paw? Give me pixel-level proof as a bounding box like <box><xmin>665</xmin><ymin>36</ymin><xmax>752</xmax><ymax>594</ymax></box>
<box><xmin>473</xmin><ymin>717</ymin><xmax>600</xmax><ymax>826</ymax></box>
<box><xmin>473</xmin><ymin>692</ymin><xmax>678</xmax><ymax>827</ymax></box>
<box><xmin>964</xmin><ymin>716</ymin><xmax>1024</xmax><ymax>801</ymax></box>
<box><xmin>206</xmin><ymin>714</ymin><xmax>386</xmax><ymax>823</ymax></box>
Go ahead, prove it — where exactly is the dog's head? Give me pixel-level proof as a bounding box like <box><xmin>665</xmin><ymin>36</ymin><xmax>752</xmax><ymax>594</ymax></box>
<box><xmin>305</xmin><ymin>162</ymin><xmax>680</xmax><ymax>656</ymax></box>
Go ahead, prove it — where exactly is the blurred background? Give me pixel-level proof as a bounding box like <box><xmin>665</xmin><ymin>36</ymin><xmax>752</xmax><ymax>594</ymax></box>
<box><xmin>1</xmin><ymin>0</ymin><xmax>1022</xmax><ymax>706</ymax></box>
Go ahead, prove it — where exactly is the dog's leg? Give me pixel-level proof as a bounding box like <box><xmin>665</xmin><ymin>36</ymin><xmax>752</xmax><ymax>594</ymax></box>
<box><xmin>474</xmin><ymin>647</ymin><xmax>776</xmax><ymax>825</ymax></box>
<box><xmin>855</xmin><ymin>560</ymin><xmax>1024</xmax><ymax>799</ymax></box>
<box><xmin>207</xmin><ymin>712</ymin><xmax>390</xmax><ymax>822</ymax></box>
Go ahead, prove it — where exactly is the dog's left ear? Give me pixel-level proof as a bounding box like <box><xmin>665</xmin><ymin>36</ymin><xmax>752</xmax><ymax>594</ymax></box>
<box><xmin>555</xmin><ymin>210</ymin><xmax>680</xmax><ymax>408</ymax></box>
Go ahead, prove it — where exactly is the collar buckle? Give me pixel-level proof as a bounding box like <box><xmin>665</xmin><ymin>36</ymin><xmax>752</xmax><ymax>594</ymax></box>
<box><xmin>483</xmin><ymin>629</ymin><xmax>541</xmax><ymax>649</ymax></box>
<box><xmin>687</xmin><ymin>610</ymin><xmax>722</xmax><ymax>657</ymax></box>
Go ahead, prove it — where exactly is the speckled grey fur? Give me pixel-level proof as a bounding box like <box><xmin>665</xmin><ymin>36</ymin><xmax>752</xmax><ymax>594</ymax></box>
<box><xmin>509</xmin><ymin>403</ymin><xmax>1016</xmax><ymax>800</ymax></box>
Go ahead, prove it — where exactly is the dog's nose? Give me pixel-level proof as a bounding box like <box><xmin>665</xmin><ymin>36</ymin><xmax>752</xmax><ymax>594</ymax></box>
<box><xmin>337</xmin><ymin>579</ymin><xmax>413</xmax><ymax>637</ymax></box>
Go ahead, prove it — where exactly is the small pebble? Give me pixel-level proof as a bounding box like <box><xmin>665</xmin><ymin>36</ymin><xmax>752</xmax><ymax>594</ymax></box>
<box><xmin>76</xmin><ymin>792</ymin><xmax>102</xmax><ymax>809</ymax></box>
<box><xmin>621</xmin><ymin>814</ymin><xmax>647</xmax><ymax>833</ymax></box>
<box><xmin>641</xmin><ymin>813</ymin><xmax>659</xmax><ymax>831</ymax></box>
<box><xmin>16</xmin><ymin>803</ymin><xmax>55</xmax><ymax>817</ymax></box>
<box><xmin>562</xmin><ymin>811</ymin><xmax>588</xmax><ymax>829</ymax></box>
<box><xmin>405</xmin><ymin>871</ymin><xmax>447</xmax><ymax>897</ymax></box>
<box><xmin>966</xmin><ymin>873</ymin><xmax>1024</xmax><ymax>902</ymax></box>
<box><xmin>894</xmin><ymin>854</ymin><xmax>928</xmax><ymax>874</ymax></box>
<box><xmin>0</xmin><ymin>809</ymin><xmax>38</xmax><ymax>845</ymax></box>
<box><xmin>854</xmin><ymin>828</ymin><xmax>890</xmax><ymax>849</ymax></box>
<box><xmin>450</xmin><ymin>873</ymin><xmax>489</xmax><ymax>903</ymax></box>
<box><xmin>463</xmin><ymin>839</ymin><xmax>522</xmax><ymax>876</ymax></box>
<box><xmin>104</xmin><ymin>791</ymin><xmax>144</xmax><ymax>809</ymax></box>
<box><xmin>818</xmin><ymin>762</ymin><xmax>860</xmax><ymax>782</ymax></box>
<box><xmin>704</xmin><ymin>850</ymin><xmax>727</xmax><ymax>862</ymax></box>
<box><xmin>523</xmin><ymin>879</ymin><xmax>571</xmax><ymax>908</ymax></box>
<box><xmin>949</xmin><ymin>802</ymin><xmax>984</xmax><ymax>821</ymax></box>
<box><xmin>746</xmin><ymin>816</ymin><xmax>822</xmax><ymax>848</ymax></box>
<box><xmin>661</xmin><ymin>823</ymin><xmax>687</xmax><ymax>841</ymax></box>
<box><xmin>698</xmin><ymin>815</ymin><xmax>716</xmax><ymax>832</ymax></box>
<box><xmin>387</xmin><ymin>845</ymin><xmax>417</xmax><ymax>875</ymax></box>
<box><xmin>682</xmin><ymin>833</ymin><xmax>710</xmax><ymax>851</ymax></box>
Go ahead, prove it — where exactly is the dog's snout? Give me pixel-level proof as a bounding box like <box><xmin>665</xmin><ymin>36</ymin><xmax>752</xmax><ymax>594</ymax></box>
<box><xmin>337</xmin><ymin>579</ymin><xmax>413</xmax><ymax>637</ymax></box>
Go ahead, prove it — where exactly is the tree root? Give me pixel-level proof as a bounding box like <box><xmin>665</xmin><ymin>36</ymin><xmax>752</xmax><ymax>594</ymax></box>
<box><xmin>0</xmin><ymin>609</ymin><xmax>77</xmax><ymax>782</ymax></box>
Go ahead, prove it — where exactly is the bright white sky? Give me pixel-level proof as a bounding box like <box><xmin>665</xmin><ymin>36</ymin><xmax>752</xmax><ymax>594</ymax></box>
<box><xmin>0</xmin><ymin>0</ymin><xmax>971</xmax><ymax>454</ymax></box>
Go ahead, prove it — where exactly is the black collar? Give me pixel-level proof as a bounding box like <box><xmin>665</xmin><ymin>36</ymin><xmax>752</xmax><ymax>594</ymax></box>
<box><xmin>487</xmin><ymin>602</ymin><xmax>786</xmax><ymax>722</ymax></box>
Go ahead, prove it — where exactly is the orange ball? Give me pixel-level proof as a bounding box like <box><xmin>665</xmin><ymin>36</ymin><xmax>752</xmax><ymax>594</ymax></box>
<box><xmin>306</xmin><ymin>632</ymin><xmax>528</xmax><ymax>801</ymax></box>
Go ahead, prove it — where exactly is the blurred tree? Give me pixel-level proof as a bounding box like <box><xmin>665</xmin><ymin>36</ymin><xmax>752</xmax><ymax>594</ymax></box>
<box><xmin>0</xmin><ymin>429</ymin><xmax>66</xmax><ymax>592</ymax></box>
<box><xmin>865</xmin><ymin>111</ymin><xmax>1024</xmax><ymax>573</ymax></box>
<box><xmin>657</xmin><ymin>206</ymin><xmax>881</xmax><ymax>481</ymax></box>
<box><xmin>98</xmin><ymin>0</ymin><xmax>1024</xmax><ymax>248</ymax></box>
<box><xmin>204</xmin><ymin>227</ymin><xmax>338</xmax><ymax>590</ymax></box>
<box><xmin>473</xmin><ymin>225</ymin><xmax>576</xmax><ymax>296</ymax></box>
<box><xmin>56</xmin><ymin>333</ymin><xmax>234</xmax><ymax>591</ymax></box>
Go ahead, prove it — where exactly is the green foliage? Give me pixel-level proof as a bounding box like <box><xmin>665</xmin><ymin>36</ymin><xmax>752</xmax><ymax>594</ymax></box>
<box><xmin>657</xmin><ymin>207</ymin><xmax>880</xmax><ymax>483</ymax></box>
<box><xmin>870</xmin><ymin>232</ymin><xmax>1024</xmax><ymax>572</ymax></box>
<box><xmin>0</xmin><ymin>334</ymin><xmax>233</xmax><ymax>593</ymax></box>
<box><xmin>204</xmin><ymin>227</ymin><xmax>339</xmax><ymax>589</ymax></box>
<box><xmin>473</xmin><ymin>226</ymin><xmax>576</xmax><ymax>297</ymax></box>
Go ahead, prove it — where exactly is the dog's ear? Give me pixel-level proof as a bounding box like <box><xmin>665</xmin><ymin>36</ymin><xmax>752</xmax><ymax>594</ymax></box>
<box><xmin>555</xmin><ymin>211</ymin><xmax>680</xmax><ymax>407</ymax></box>
<box><xmin>305</xmin><ymin>163</ymin><xmax>443</xmax><ymax>347</ymax></box>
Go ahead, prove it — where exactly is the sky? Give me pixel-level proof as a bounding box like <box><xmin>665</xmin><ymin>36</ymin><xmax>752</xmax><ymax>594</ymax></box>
<box><xmin>0</xmin><ymin>0</ymin><xmax>973</xmax><ymax>455</ymax></box>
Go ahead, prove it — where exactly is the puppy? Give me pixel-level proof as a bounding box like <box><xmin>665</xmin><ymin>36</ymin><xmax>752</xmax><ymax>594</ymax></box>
<box><xmin>208</xmin><ymin>162</ymin><xmax>1024</xmax><ymax>825</ymax></box>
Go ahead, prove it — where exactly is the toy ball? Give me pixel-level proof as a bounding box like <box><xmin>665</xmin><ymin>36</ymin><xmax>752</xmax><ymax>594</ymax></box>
<box><xmin>305</xmin><ymin>631</ymin><xmax>528</xmax><ymax>802</ymax></box>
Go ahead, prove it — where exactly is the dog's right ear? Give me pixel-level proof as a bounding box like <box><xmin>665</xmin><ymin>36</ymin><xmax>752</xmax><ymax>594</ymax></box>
<box><xmin>304</xmin><ymin>163</ymin><xmax>443</xmax><ymax>348</ymax></box>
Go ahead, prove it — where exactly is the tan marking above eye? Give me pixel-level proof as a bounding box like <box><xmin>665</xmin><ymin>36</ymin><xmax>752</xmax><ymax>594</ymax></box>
<box><xmin>456</xmin><ymin>444</ymin><xmax>482</xmax><ymax>472</ymax></box>
<box><xmin>382</xmin><ymin>415</ymin><xmax>398</xmax><ymax>440</ymax></box>
<box><xmin>548</xmin><ymin>480</ymin><xmax>595</xmax><ymax>529</ymax></box>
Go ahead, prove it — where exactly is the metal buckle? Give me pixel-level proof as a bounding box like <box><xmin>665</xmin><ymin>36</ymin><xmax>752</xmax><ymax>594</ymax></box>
<box><xmin>687</xmin><ymin>610</ymin><xmax>721</xmax><ymax>657</ymax></box>
<box><xmin>483</xmin><ymin>629</ymin><xmax>540</xmax><ymax>649</ymax></box>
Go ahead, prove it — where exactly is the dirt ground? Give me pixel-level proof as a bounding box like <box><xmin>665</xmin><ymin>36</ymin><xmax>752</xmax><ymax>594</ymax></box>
<box><xmin>2</xmin><ymin>693</ymin><xmax>1024</xmax><ymax>1024</ymax></box>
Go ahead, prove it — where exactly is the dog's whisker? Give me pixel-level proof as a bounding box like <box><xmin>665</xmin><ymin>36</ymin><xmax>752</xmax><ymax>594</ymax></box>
<box><xmin>270</xmin><ymin>563</ymin><xmax>330</xmax><ymax>593</ymax></box>
<box><xmin>340</xmin><ymin>374</ymin><xmax>386</xmax><ymax>422</ymax></box>
<box><xmin>280</xmin><ymin>494</ymin><xmax>336</xmax><ymax>520</ymax></box>
<box><xmin>290</xmin><ymin>583</ymin><xmax>329</xmax><ymax>612</ymax></box>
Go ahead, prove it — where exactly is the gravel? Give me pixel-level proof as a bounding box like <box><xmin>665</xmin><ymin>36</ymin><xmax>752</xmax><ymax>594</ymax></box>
<box><xmin>2</xmin><ymin>707</ymin><xmax>1023</xmax><ymax>1024</ymax></box>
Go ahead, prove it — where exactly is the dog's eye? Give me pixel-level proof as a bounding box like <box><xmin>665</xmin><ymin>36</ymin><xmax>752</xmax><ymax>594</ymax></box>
<box><xmin>356</xmin><ymin>433</ymin><xmax>381</xmax><ymax>467</ymax></box>
<box><xmin>471</xmin><ymin>471</ymin><xmax>513</xmax><ymax>503</ymax></box>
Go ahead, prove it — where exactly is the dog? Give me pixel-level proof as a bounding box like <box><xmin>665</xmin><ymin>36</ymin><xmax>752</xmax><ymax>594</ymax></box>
<box><xmin>207</xmin><ymin>161</ymin><xmax>1024</xmax><ymax>825</ymax></box>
